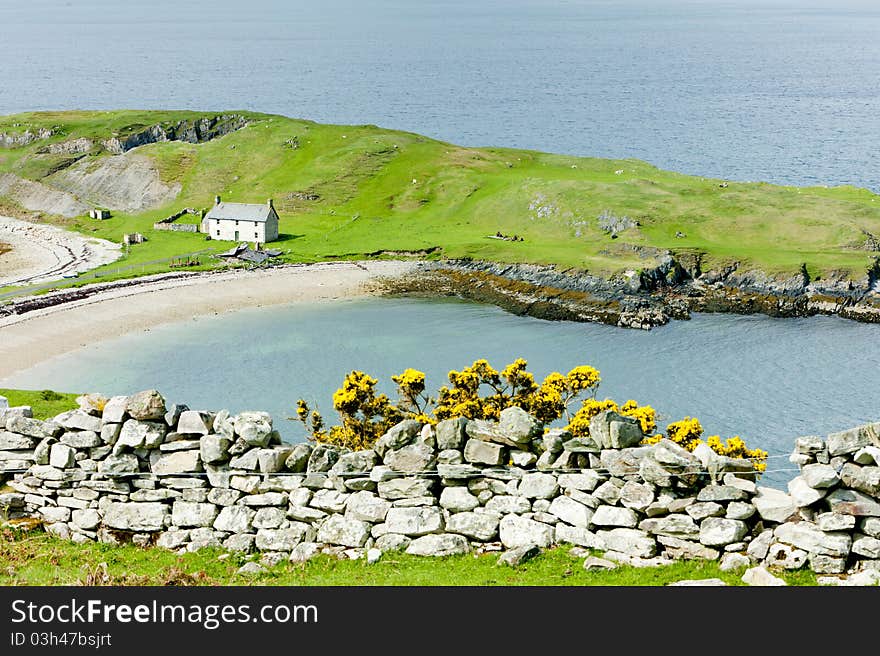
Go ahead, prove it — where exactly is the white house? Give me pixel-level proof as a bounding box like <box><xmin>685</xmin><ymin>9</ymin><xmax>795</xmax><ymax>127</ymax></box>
<box><xmin>203</xmin><ymin>196</ymin><xmax>280</xmax><ymax>244</ymax></box>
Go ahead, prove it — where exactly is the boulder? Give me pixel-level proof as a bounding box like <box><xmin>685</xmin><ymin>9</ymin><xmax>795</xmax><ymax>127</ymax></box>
<box><xmin>499</xmin><ymin>514</ymin><xmax>554</xmax><ymax>549</ymax></box>
<box><xmin>255</xmin><ymin>525</ymin><xmax>311</xmax><ymax>551</ymax></box>
<box><xmin>561</xmin><ymin>437</ymin><xmax>600</xmax><ymax>453</ymax></box>
<box><xmin>435</xmin><ymin>417</ymin><xmax>468</xmax><ymax>450</ymax></box>
<box><xmin>753</xmin><ymin>487</ymin><xmax>797</xmax><ymax>523</ymax></box>
<box><xmin>657</xmin><ymin>535</ymin><xmax>720</xmax><ymax>561</ymax></box>
<box><xmin>213</xmin><ymin>410</ymin><xmax>235</xmax><ymax>439</ymax></box>
<box><xmin>742</xmin><ymin>566</ymin><xmax>787</xmax><ymax>587</ymax></box>
<box><xmin>213</xmin><ymin>506</ymin><xmax>255</xmax><ymax>533</ymax></box>
<box><xmin>60</xmin><ymin>431</ymin><xmax>102</xmax><ymax>448</ymax></box>
<box><xmin>765</xmin><ymin>542</ymin><xmax>808</xmax><ymax>570</ymax></box>
<box><xmin>375</xmin><ymin>534</ymin><xmax>412</xmax><ymax>552</ymax></box>
<box><xmin>233</xmin><ymin>411</ymin><xmax>273</xmax><ymax>447</ymax></box>
<box><xmin>207</xmin><ymin>488</ymin><xmax>241</xmax><ymax>506</ymax></box>
<box><xmin>548</xmin><ymin>495</ymin><xmax>593</xmax><ymax>528</ymax></box>
<box><xmin>171</xmin><ymin>501</ymin><xmax>219</xmax><ymax>528</ymax></box>
<box><xmin>591</xmin><ymin>505</ymin><xmax>639</xmax><ymax>529</ymax></box>
<box><xmin>596</xmin><ymin>528</ymin><xmax>657</xmax><ymax>558</ymax></box>
<box><xmin>200</xmin><ymin>434</ymin><xmax>231</xmax><ymax>464</ymax></box>
<box><xmin>554</xmin><ymin>524</ymin><xmax>600</xmax><ymax>548</ymax></box>
<box><xmin>686</xmin><ymin>502</ymin><xmax>725</xmax><ymax>521</ymax></box>
<box><xmin>125</xmin><ymin>390</ymin><xmax>166</xmax><ymax>421</ymax></box>
<box><xmin>316</xmin><ymin>515</ymin><xmax>371</xmax><ymax>548</ymax></box>
<box><xmin>223</xmin><ymin>533</ymin><xmax>256</xmax><ymax>553</ymax></box>
<box><xmin>48</xmin><ymin>443</ymin><xmax>75</xmax><ymax>469</ymax></box>
<box><xmin>0</xmin><ymin>432</ymin><xmax>35</xmax><ymax>450</ymax></box>
<box><xmin>498</xmin><ymin>406</ymin><xmax>541</xmax><ymax>444</ymax></box>
<box><xmin>384</xmin><ymin>443</ymin><xmax>436</xmax><ymax>472</ymax></box>
<box><xmin>177</xmin><ymin>410</ymin><xmax>213</xmax><ymax>435</ymax></box>
<box><xmin>439</xmin><ymin>487</ymin><xmax>480</xmax><ymax>512</ymax></box>
<box><xmin>374</xmin><ymin>420</ymin><xmax>422</xmax><ymax>457</ymax></box>
<box><xmin>557</xmin><ymin>471</ymin><xmax>602</xmax><ymax>492</ymax></box>
<box><xmin>619</xmin><ymin>481</ymin><xmax>654</xmax><ymax>512</ymax></box>
<box><xmin>497</xmin><ymin>544</ymin><xmax>540</xmax><ymax>567</ymax></box>
<box><xmin>6</xmin><ymin>415</ymin><xmax>62</xmax><ymax>439</ymax></box>
<box><xmin>518</xmin><ymin>472</ymin><xmax>558</xmax><ymax>499</ymax></box>
<box><xmin>307</xmin><ymin>444</ymin><xmax>340</xmax><ymax>472</ymax></box>
<box><xmin>699</xmin><ymin>518</ymin><xmax>749</xmax><ymax>547</ymax></box>
<box><xmin>773</xmin><ymin>522</ymin><xmax>852</xmax><ymax>557</ymax></box>
<box><xmin>854</xmin><ymin>446</ymin><xmax>880</xmax><ymax>466</ymax></box>
<box><xmin>115</xmin><ymin>419</ymin><xmax>167</xmax><ymax>452</ymax></box>
<box><xmin>696</xmin><ymin>485</ymin><xmax>748</xmax><ymax>503</ymax></box>
<box><xmin>801</xmin><ymin>463</ymin><xmax>840</xmax><ymax>489</ymax></box>
<box><xmin>257</xmin><ymin>447</ymin><xmax>294</xmax><ymax>474</ymax></box>
<box><xmin>589</xmin><ymin>411</ymin><xmax>643</xmax><ymax>449</ymax></box>
<box><xmin>446</xmin><ymin>511</ymin><xmax>500</xmax><ymax>541</ymax></box>
<box><xmin>149</xmin><ymin>449</ymin><xmax>202</xmax><ymax>475</ymax></box>
<box><xmin>385</xmin><ymin>507</ymin><xmax>444</xmax><ymax>536</ymax></box>
<box><xmin>816</xmin><ymin>512</ymin><xmax>856</xmax><ymax>532</ymax></box>
<box><xmin>510</xmin><ymin>450</ymin><xmax>537</xmax><ymax>468</ymax></box>
<box><xmin>639</xmin><ymin>514</ymin><xmax>699</xmax><ymax>538</ymax></box>
<box><xmin>826</xmin><ymin>488</ymin><xmax>880</xmax><ymax>516</ymax></box>
<box><xmin>787</xmin><ymin>476</ymin><xmax>826</xmax><ymax>508</ymax></box>
<box><xmin>101</xmin><ymin>396</ymin><xmax>129</xmax><ymax>424</ymax></box>
<box><xmin>465</xmin><ymin>418</ymin><xmax>522</xmax><ymax>448</ymax></box>
<box><xmin>54</xmin><ymin>409</ymin><xmax>102</xmax><ymax>433</ymax></box>
<box><xmin>406</xmin><ymin>534</ymin><xmax>470</xmax><ymax>557</ymax></box>
<box><xmin>104</xmin><ymin>502</ymin><xmax>168</xmax><ymax>531</ymax></box>
<box><xmin>485</xmin><ymin>495</ymin><xmax>531</xmax><ymax>514</ymax></box>
<box><xmin>285</xmin><ymin>443</ymin><xmax>313</xmax><ymax>473</ymax></box>
<box><xmin>98</xmin><ymin>453</ymin><xmax>139</xmax><ymax>475</ymax></box>
<box><xmin>826</xmin><ymin>423</ymin><xmax>879</xmax><ymax>457</ymax></box>
<box><xmin>463</xmin><ymin>439</ymin><xmax>505</xmax><ymax>466</ymax></box>
<box><xmin>242</xmin><ymin>492</ymin><xmax>289</xmax><ymax>507</ymax></box>
<box><xmin>71</xmin><ymin>509</ymin><xmax>102</xmax><ymax>531</ymax></box>
<box><xmin>345</xmin><ymin>491</ymin><xmax>391</xmax><ymax>523</ymax></box>
<box><xmin>330</xmin><ymin>449</ymin><xmax>378</xmax><ymax>475</ymax></box>
<box><xmin>839</xmin><ymin>463</ymin><xmax>880</xmax><ymax>497</ymax></box>
<box><xmin>852</xmin><ymin>534</ymin><xmax>880</xmax><ymax>559</ymax></box>
<box><xmin>289</xmin><ymin>541</ymin><xmax>321</xmax><ymax>563</ymax></box>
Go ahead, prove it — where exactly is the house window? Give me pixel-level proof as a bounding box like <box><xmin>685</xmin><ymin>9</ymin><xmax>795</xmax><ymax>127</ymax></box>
<box><xmin>254</xmin><ymin>232</ymin><xmax>259</xmax><ymax>239</ymax></box>
<box><xmin>235</xmin><ymin>220</ymin><xmax>239</xmax><ymax>225</ymax></box>
<box><xmin>254</xmin><ymin>221</ymin><xmax>258</xmax><ymax>227</ymax></box>
<box><xmin>216</xmin><ymin>230</ymin><xmax>220</xmax><ymax>236</ymax></box>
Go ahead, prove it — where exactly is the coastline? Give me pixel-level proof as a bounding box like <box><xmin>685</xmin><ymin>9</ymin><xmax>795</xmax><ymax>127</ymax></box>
<box><xmin>0</xmin><ymin>260</ymin><xmax>419</xmax><ymax>381</ymax></box>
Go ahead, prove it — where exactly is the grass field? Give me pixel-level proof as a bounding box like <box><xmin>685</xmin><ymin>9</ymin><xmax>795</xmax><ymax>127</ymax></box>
<box><xmin>1</xmin><ymin>110</ymin><xmax>879</xmax><ymax>298</ymax></box>
<box><xmin>0</xmin><ymin>529</ymin><xmax>817</xmax><ymax>586</ymax></box>
<box><xmin>0</xmin><ymin>388</ymin><xmax>78</xmax><ymax>419</ymax></box>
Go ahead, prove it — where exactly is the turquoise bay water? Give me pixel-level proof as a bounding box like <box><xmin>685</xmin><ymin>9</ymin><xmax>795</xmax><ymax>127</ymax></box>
<box><xmin>3</xmin><ymin>297</ymin><xmax>879</xmax><ymax>488</ymax></box>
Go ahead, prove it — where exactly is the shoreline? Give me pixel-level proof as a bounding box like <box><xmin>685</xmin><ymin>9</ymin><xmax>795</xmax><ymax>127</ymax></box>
<box><xmin>0</xmin><ymin>260</ymin><xmax>419</xmax><ymax>381</ymax></box>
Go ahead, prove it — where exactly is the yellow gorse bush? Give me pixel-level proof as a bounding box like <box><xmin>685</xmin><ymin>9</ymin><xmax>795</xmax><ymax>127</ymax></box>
<box><xmin>293</xmin><ymin>358</ymin><xmax>767</xmax><ymax>473</ymax></box>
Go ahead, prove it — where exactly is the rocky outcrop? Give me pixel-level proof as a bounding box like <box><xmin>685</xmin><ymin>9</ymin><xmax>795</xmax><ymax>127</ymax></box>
<box><xmin>0</xmin><ymin>128</ymin><xmax>54</xmax><ymax>149</ymax></box>
<box><xmin>101</xmin><ymin>115</ymin><xmax>248</xmax><ymax>154</ymax></box>
<box><xmin>2</xmin><ymin>389</ymin><xmax>878</xmax><ymax>581</ymax></box>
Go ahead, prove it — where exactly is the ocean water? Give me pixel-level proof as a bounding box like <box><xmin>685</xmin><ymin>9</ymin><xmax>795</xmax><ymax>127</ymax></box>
<box><xmin>0</xmin><ymin>0</ymin><xmax>877</xmax><ymax>190</ymax></box>
<box><xmin>4</xmin><ymin>296</ymin><xmax>879</xmax><ymax>489</ymax></box>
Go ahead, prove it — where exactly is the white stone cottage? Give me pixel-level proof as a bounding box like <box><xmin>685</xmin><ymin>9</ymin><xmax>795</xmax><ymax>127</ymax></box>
<box><xmin>203</xmin><ymin>196</ymin><xmax>280</xmax><ymax>244</ymax></box>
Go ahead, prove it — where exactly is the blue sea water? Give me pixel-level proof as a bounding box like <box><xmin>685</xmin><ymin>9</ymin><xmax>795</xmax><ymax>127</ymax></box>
<box><xmin>0</xmin><ymin>0</ymin><xmax>877</xmax><ymax>190</ymax></box>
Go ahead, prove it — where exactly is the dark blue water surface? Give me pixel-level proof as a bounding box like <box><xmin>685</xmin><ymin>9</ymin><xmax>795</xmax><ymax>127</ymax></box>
<box><xmin>3</xmin><ymin>297</ymin><xmax>879</xmax><ymax>488</ymax></box>
<box><xmin>0</xmin><ymin>0</ymin><xmax>877</xmax><ymax>190</ymax></box>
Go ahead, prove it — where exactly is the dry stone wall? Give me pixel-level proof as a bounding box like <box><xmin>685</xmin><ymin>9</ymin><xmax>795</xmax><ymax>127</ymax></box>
<box><xmin>1</xmin><ymin>390</ymin><xmax>878</xmax><ymax>579</ymax></box>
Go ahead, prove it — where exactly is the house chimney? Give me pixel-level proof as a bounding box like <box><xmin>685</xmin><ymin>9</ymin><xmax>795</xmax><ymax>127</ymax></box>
<box><xmin>267</xmin><ymin>198</ymin><xmax>274</xmax><ymax>209</ymax></box>
<box><xmin>215</xmin><ymin>195</ymin><xmax>221</xmax><ymax>205</ymax></box>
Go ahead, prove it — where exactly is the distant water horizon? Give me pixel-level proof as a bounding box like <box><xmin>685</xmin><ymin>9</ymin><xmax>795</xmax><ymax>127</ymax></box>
<box><xmin>0</xmin><ymin>0</ymin><xmax>877</xmax><ymax>191</ymax></box>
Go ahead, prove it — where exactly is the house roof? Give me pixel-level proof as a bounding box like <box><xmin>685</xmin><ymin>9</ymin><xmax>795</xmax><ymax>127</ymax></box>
<box><xmin>205</xmin><ymin>202</ymin><xmax>275</xmax><ymax>223</ymax></box>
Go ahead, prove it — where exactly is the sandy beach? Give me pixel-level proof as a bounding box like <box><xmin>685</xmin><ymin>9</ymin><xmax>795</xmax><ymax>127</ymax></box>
<box><xmin>0</xmin><ymin>260</ymin><xmax>419</xmax><ymax>381</ymax></box>
<box><xmin>0</xmin><ymin>215</ymin><xmax>122</xmax><ymax>287</ymax></box>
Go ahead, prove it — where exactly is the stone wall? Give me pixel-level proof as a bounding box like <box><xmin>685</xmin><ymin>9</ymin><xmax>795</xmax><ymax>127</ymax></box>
<box><xmin>1</xmin><ymin>390</ymin><xmax>878</xmax><ymax>580</ymax></box>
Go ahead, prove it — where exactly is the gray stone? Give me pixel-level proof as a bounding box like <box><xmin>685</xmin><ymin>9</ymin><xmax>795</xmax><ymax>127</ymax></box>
<box><xmin>437</xmin><ymin>449</ymin><xmax>463</xmax><ymax>465</ymax></box>
<box><xmin>840</xmin><ymin>463</ymin><xmax>880</xmax><ymax>497</ymax></box>
<box><xmin>375</xmin><ymin>533</ymin><xmax>412</xmax><ymax>552</ymax></box>
<box><xmin>638</xmin><ymin>458</ymin><xmax>674</xmax><ymax>488</ymax></box>
<box><xmin>48</xmin><ymin>443</ymin><xmax>75</xmax><ymax>469</ymax></box>
<box><xmin>742</xmin><ymin>566</ymin><xmax>787</xmax><ymax>586</ymax></box>
<box><xmin>826</xmin><ymin>422</ymin><xmax>879</xmax><ymax>457</ymax></box>
<box><xmin>499</xmin><ymin>514</ymin><xmax>554</xmax><ymax>549</ymax></box>
<box><xmin>596</xmin><ymin>528</ymin><xmax>656</xmax><ymax>558</ymax></box>
<box><xmin>548</xmin><ymin>495</ymin><xmax>593</xmax><ymax>528</ymax></box>
<box><xmin>437</xmin><ymin>463</ymin><xmax>482</xmax><ymax>479</ymax></box>
<box><xmin>385</xmin><ymin>506</ymin><xmax>444</xmax><ymax>536</ymax></box>
<box><xmin>696</xmin><ymin>485</ymin><xmax>748</xmax><ymax>503</ymax></box>
<box><xmin>233</xmin><ymin>411</ymin><xmax>273</xmax><ymax>446</ymax></box>
<box><xmin>765</xmin><ymin>542</ymin><xmax>808</xmax><ymax>570</ymax></box>
<box><xmin>219</xmin><ymin>533</ymin><xmax>254</xmax><ymax>553</ymax></box>
<box><xmin>640</xmin><ymin>514</ymin><xmax>700</xmax><ymax>538</ymax></box>
<box><xmin>100</xmin><ymin>423</ymin><xmax>122</xmax><ymax>445</ymax></box>
<box><xmin>668</xmin><ymin>578</ymin><xmax>728</xmax><ymax>586</ymax></box>
<box><xmin>852</xmin><ymin>533</ymin><xmax>880</xmax><ymax>558</ymax></box>
<box><xmin>125</xmin><ymin>390</ymin><xmax>166</xmax><ymax>421</ymax></box>
<box><xmin>374</xmin><ymin>420</ymin><xmax>422</xmax><ymax>456</ymax></box>
<box><xmin>316</xmin><ymin>515</ymin><xmax>370</xmax><ymax>548</ymax></box>
<box><xmin>590</xmin><ymin>411</ymin><xmax>643</xmax><ymax>449</ymax></box>
<box><xmin>497</xmin><ymin>544</ymin><xmax>540</xmax><ymax>567</ymax></box>
<box><xmin>788</xmin><ymin>476</ymin><xmax>826</xmax><ymax>508</ymax></box>
<box><xmin>593</xmin><ymin>481</ymin><xmax>622</xmax><ymax>505</ymax></box>
<box><xmin>45</xmin><ymin>523</ymin><xmax>71</xmax><ymax>540</ymax></box>
<box><xmin>176</xmin><ymin>410</ymin><xmax>212</xmax><ymax>435</ymax></box>
<box><xmin>237</xmin><ymin>562</ymin><xmax>266</xmax><ymax>577</ymax></box>
<box><xmin>345</xmin><ymin>491</ymin><xmax>391</xmax><ymax>523</ymax></box>
<box><xmin>816</xmin><ymin>512</ymin><xmax>856</xmax><ymax>532</ymax></box>
<box><xmin>288</xmin><ymin>505</ymin><xmax>327</xmax><ymax>522</ymax></box>
<box><xmin>773</xmin><ymin>521</ymin><xmax>852</xmax><ymax>557</ymax></box>
<box><xmin>285</xmin><ymin>443</ymin><xmax>313</xmax><ymax>472</ymax></box>
<box><xmin>557</xmin><ymin>471</ymin><xmax>602</xmax><ymax>492</ymax></box>
<box><xmin>826</xmin><ymin>488</ymin><xmax>880</xmax><ymax>516</ymax></box>
<box><xmin>257</xmin><ymin>447</ymin><xmax>294</xmax><ymax>474</ymax></box>
<box><xmin>59</xmin><ymin>431</ymin><xmax>101</xmax><ymax>448</ymax></box>
<box><xmin>498</xmin><ymin>407</ymin><xmax>541</xmax><ymax>444</ymax></box>
<box><xmin>510</xmin><ymin>450</ymin><xmax>537</xmax><ymax>468</ymax></box>
<box><xmin>384</xmin><ymin>443</ymin><xmax>436</xmax><ymax>472</ymax></box>
<box><xmin>159</xmin><ymin>438</ymin><xmax>201</xmax><ymax>452</ymax></box>
<box><xmin>518</xmin><ymin>472</ymin><xmax>558</xmax><ymax>499</ymax></box>
<box><xmin>149</xmin><ymin>449</ymin><xmax>202</xmax><ymax>474</ymax></box>
<box><xmin>699</xmin><ymin>518</ymin><xmax>748</xmax><ymax>547</ymax></box>
<box><xmin>104</xmin><ymin>502</ymin><xmax>168</xmax><ymax>531</ymax></box>
<box><xmin>0</xmin><ymin>432</ymin><xmax>34</xmax><ymax>450</ymax></box>
<box><xmin>463</xmin><ymin>438</ymin><xmax>505</xmax><ymax>466</ymax></box>
<box><xmin>115</xmin><ymin>419</ymin><xmax>166</xmax><ymax>453</ymax></box>
<box><xmin>406</xmin><ymin>533</ymin><xmax>470</xmax><ymax>557</ymax></box>
<box><xmin>618</xmin><ymin>481</ymin><xmax>654</xmax><ymax>512</ymax></box>
<box><xmin>288</xmin><ymin>541</ymin><xmax>321</xmax><ymax>563</ymax></box>
<box><xmin>40</xmin><ymin>506</ymin><xmax>71</xmax><ymax>523</ymax></box>
<box><xmin>435</xmin><ymin>417</ymin><xmax>468</xmax><ymax>450</ymax></box>
<box><xmin>440</xmin><ymin>487</ymin><xmax>480</xmax><ymax>512</ymax></box>
<box><xmin>255</xmin><ymin>524</ymin><xmax>311</xmax><ymax>551</ymax></box>
<box><xmin>726</xmin><ymin>502</ymin><xmax>756</xmax><ymax>521</ymax></box>
<box><xmin>100</xmin><ymin>396</ymin><xmax>128</xmax><ymax>424</ymax></box>
<box><xmin>745</xmin><ymin>529</ymin><xmax>774</xmax><ymax>562</ymax></box>
<box><xmin>330</xmin><ymin>449</ymin><xmax>378</xmax><ymax>475</ymax></box>
<box><xmin>252</xmin><ymin>507</ymin><xmax>286</xmax><ymax>529</ymax></box>
<box><xmin>583</xmin><ymin>556</ymin><xmax>618</xmax><ymax>571</ymax></box>
<box><xmin>54</xmin><ymin>409</ymin><xmax>102</xmax><ymax>433</ymax></box>
<box><xmin>854</xmin><ymin>446</ymin><xmax>880</xmax><ymax>466</ymax></box>
<box><xmin>554</xmin><ymin>524</ymin><xmax>600</xmax><ymax>548</ymax></box>
<box><xmin>213</xmin><ymin>505</ymin><xmax>255</xmax><ymax>533</ymax></box>
<box><xmin>6</xmin><ymin>415</ymin><xmax>62</xmax><ymax>439</ymax></box>
<box><xmin>199</xmin><ymin>434</ymin><xmax>231</xmax><ymax>464</ymax></box>
<box><xmin>130</xmin><ymin>489</ymin><xmax>180</xmax><ymax>502</ymax></box>
<box><xmin>485</xmin><ymin>495</ymin><xmax>531</xmax><ymax>514</ymax></box>
<box><xmin>307</xmin><ymin>444</ymin><xmax>340</xmax><ymax>473</ymax></box>
<box><xmin>446</xmin><ymin>511</ymin><xmax>499</xmax><ymax>541</ymax></box>
<box><xmin>465</xmin><ymin>418</ymin><xmax>521</xmax><ymax>448</ymax></box>
<box><xmin>685</xmin><ymin>502</ymin><xmax>725</xmax><ymax>521</ymax></box>
<box><xmin>561</xmin><ymin>437</ymin><xmax>600</xmax><ymax>453</ymax></box>
<box><xmin>657</xmin><ymin>535</ymin><xmax>720</xmax><ymax>560</ymax></box>
<box><xmin>229</xmin><ymin>448</ymin><xmax>260</xmax><ymax>471</ymax></box>
<box><xmin>171</xmin><ymin>501</ymin><xmax>218</xmax><ymax>528</ymax></box>
<box><xmin>377</xmin><ymin>477</ymin><xmax>433</xmax><ymax>500</ymax></box>
<box><xmin>801</xmin><ymin>463</ymin><xmax>840</xmax><ymax>489</ymax></box>
<box><xmin>591</xmin><ymin>505</ymin><xmax>639</xmax><ymax>528</ymax></box>
<box><xmin>809</xmin><ymin>554</ymin><xmax>848</xmax><ymax>575</ymax></box>
<box><xmin>305</xmin><ymin>489</ymin><xmax>345</xmax><ymax>512</ymax></box>
<box><xmin>241</xmin><ymin>492</ymin><xmax>289</xmax><ymax>507</ymax></box>
<box><xmin>861</xmin><ymin>517</ymin><xmax>880</xmax><ymax>538</ymax></box>
<box><xmin>753</xmin><ymin>487</ymin><xmax>797</xmax><ymax>523</ymax></box>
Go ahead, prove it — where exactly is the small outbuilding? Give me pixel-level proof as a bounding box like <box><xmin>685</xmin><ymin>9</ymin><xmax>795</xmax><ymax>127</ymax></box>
<box><xmin>203</xmin><ymin>196</ymin><xmax>280</xmax><ymax>244</ymax></box>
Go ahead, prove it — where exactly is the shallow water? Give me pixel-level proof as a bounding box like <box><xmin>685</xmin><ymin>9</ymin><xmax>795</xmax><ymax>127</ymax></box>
<box><xmin>1</xmin><ymin>0</ymin><xmax>878</xmax><ymax>190</ymax></box>
<box><xmin>4</xmin><ymin>296</ymin><xmax>879</xmax><ymax>488</ymax></box>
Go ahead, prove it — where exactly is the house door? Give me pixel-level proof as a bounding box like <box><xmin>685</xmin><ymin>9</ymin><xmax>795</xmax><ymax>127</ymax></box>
<box><xmin>234</xmin><ymin>230</ymin><xmax>239</xmax><ymax>241</ymax></box>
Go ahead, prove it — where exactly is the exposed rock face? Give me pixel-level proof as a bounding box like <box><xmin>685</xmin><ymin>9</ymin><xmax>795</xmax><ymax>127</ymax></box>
<box><xmin>101</xmin><ymin>115</ymin><xmax>248</xmax><ymax>154</ymax></box>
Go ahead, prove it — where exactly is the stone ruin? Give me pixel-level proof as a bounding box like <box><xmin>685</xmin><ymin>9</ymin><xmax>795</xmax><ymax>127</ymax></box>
<box><xmin>0</xmin><ymin>390</ymin><xmax>878</xmax><ymax>584</ymax></box>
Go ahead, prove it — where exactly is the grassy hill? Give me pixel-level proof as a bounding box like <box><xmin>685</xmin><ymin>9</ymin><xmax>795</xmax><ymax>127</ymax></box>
<box><xmin>1</xmin><ymin>109</ymin><xmax>879</xmax><ymax>288</ymax></box>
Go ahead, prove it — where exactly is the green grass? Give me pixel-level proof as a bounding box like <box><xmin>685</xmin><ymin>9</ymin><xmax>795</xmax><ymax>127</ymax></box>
<box><xmin>0</xmin><ymin>528</ymin><xmax>818</xmax><ymax>586</ymax></box>
<box><xmin>0</xmin><ymin>388</ymin><xmax>78</xmax><ymax>419</ymax></box>
<box><xmin>2</xmin><ymin>109</ymin><xmax>879</xmax><ymax>298</ymax></box>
